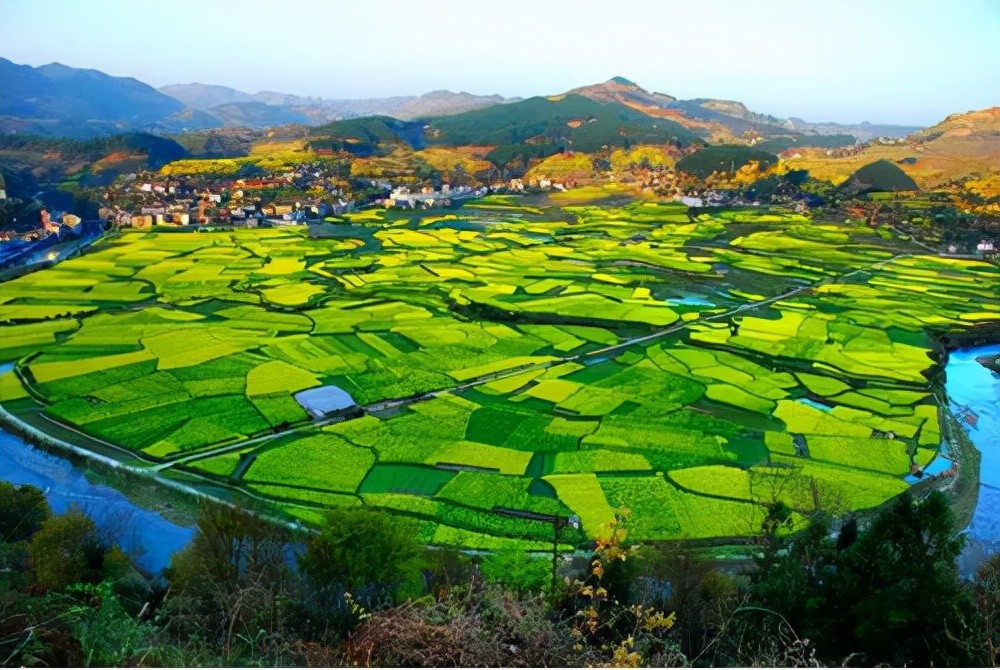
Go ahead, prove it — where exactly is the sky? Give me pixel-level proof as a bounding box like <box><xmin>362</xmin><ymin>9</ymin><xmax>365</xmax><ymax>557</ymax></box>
<box><xmin>1</xmin><ymin>0</ymin><xmax>998</xmax><ymax>126</ymax></box>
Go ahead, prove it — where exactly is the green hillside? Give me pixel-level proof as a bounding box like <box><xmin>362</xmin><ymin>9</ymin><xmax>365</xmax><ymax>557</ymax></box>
<box><xmin>0</xmin><ymin>132</ymin><xmax>187</xmax><ymax>225</ymax></box>
<box><xmin>676</xmin><ymin>145</ymin><xmax>780</xmax><ymax>177</ymax></box>
<box><xmin>839</xmin><ymin>159</ymin><xmax>919</xmax><ymax>194</ymax></box>
<box><xmin>425</xmin><ymin>95</ymin><xmax>702</xmax><ymax>167</ymax></box>
<box><xmin>308</xmin><ymin>117</ymin><xmax>426</xmax><ymax>155</ymax></box>
<box><xmin>755</xmin><ymin>134</ymin><xmax>857</xmax><ymax>153</ymax></box>
<box><xmin>0</xmin><ymin>132</ymin><xmax>186</xmax><ymax>192</ymax></box>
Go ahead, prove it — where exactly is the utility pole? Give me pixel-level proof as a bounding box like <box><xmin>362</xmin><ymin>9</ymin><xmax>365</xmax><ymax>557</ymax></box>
<box><xmin>551</xmin><ymin>514</ymin><xmax>581</xmax><ymax>592</ymax></box>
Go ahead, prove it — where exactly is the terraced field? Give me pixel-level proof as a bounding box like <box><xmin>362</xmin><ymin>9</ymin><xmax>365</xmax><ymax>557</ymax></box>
<box><xmin>1</xmin><ymin>197</ymin><xmax>998</xmax><ymax>549</ymax></box>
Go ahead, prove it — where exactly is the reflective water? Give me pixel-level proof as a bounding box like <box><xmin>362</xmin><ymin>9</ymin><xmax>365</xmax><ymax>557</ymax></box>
<box><xmin>0</xmin><ymin>430</ymin><xmax>195</xmax><ymax>574</ymax></box>
<box><xmin>946</xmin><ymin>344</ymin><xmax>1000</xmax><ymax>571</ymax></box>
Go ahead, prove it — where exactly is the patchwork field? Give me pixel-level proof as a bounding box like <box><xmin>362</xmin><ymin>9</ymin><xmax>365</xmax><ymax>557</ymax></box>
<box><xmin>1</xmin><ymin>197</ymin><xmax>997</xmax><ymax>549</ymax></box>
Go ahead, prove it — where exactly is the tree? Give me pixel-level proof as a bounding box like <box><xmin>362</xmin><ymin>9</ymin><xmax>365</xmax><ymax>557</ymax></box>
<box><xmin>564</xmin><ymin>512</ymin><xmax>682</xmax><ymax>666</ymax></box>
<box><xmin>975</xmin><ymin>552</ymin><xmax>1000</xmax><ymax>665</ymax></box>
<box><xmin>299</xmin><ymin>507</ymin><xmax>424</xmax><ymax>605</ymax></box>
<box><xmin>165</xmin><ymin>504</ymin><xmax>292</xmax><ymax>657</ymax></box>
<box><xmin>0</xmin><ymin>482</ymin><xmax>51</xmax><ymax>543</ymax></box>
<box><xmin>479</xmin><ymin>550</ymin><xmax>550</xmax><ymax>597</ymax></box>
<box><xmin>744</xmin><ymin>492</ymin><xmax>983</xmax><ymax>667</ymax></box>
<box><xmin>28</xmin><ymin>508</ymin><xmax>106</xmax><ymax>590</ymax></box>
<box><xmin>67</xmin><ymin>582</ymin><xmax>153</xmax><ymax>667</ymax></box>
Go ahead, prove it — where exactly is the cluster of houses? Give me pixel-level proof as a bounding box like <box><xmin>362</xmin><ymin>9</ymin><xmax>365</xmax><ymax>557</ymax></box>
<box><xmin>104</xmin><ymin>165</ymin><xmax>353</xmax><ymax>229</ymax></box>
<box><xmin>380</xmin><ymin>184</ymin><xmax>486</xmax><ymax>209</ymax></box>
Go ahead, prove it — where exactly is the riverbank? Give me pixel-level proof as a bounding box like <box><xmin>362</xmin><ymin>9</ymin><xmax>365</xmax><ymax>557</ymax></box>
<box><xmin>0</xmin><ymin>429</ymin><xmax>195</xmax><ymax>573</ymax></box>
<box><xmin>0</xmin><ymin>221</ymin><xmax>110</xmax><ymax>282</ymax></box>
<box><xmin>943</xmin><ymin>342</ymin><xmax>1000</xmax><ymax>577</ymax></box>
<box><xmin>978</xmin><ymin>354</ymin><xmax>1000</xmax><ymax>375</ymax></box>
<box><xmin>0</xmin><ymin>402</ymin><xmax>312</xmax><ymax>533</ymax></box>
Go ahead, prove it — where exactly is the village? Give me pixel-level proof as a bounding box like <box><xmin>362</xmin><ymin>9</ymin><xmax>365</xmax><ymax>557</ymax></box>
<box><xmin>2</xmin><ymin>148</ymin><xmax>998</xmax><ymax>269</ymax></box>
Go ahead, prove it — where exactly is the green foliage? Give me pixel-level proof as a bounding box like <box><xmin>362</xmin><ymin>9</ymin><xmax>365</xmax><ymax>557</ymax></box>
<box><xmin>28</xmin><ymin>508</ymin><xmax>107</xmax><ymax>590</ymax></box>
<box><xmin>747</xmin><ymin>492</ymin><xmax>984</xmax><ymax>667</ymax></box>
<box><xmin>676</xmin><ymin>145</ymin><xmax>779</xmax><ymax>177</ymax></box>
<box><xmin>976</xmin><ymin>552</ymin><xmax>1000</xmax><ymax>666</ymax></box>
<box><xmin>165</xmin><ymin>504</ymin><xmax>293</xmax><ymax>655</ymax></box>
<box><xmin>0</xmin><ymin>482</ymin><xmax>51</xmax><ymax>542</ymax></box>
<box><xmin>301</xmin><ymin>507</ymin><xmax>425</xmax><ymax>604</ymax></box>
<box><xmin>67</xmin><ymin>582</ymin><xmax>153</xmax><ymax>667</ymax></box>
<box><xmin>479</xmin><ymin>550</ymin><xmax>552</xmax><ymax>596</ymax></box>
<box><xmin>426</xmin><ymin>95</ymin><xmax>700</xmax><ymax>169</ymax></box>
<box><xmin>309</xmin><ymin>116</ymin><xmax>425</xmax><ymax>155</ymax></box>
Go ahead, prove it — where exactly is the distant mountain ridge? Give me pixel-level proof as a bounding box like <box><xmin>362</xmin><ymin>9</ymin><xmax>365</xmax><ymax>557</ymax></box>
<box><xmin>158</xmin><ymin>82</ymin><xmax>520</xmax><ymax>128</ymax></box>
<box><xmin>0</xmin><ymin>57</ymin><xmax>218</xmax><ymax>137</ymax></box>
<box><xmin>787</xmin><ymin>118</ymin><xmax>921</xmax><ymax>142</ymax></box>
<box><xmin>0</xmin><ymin>57</ymin><xmax>928</xmax><ymax>143</ymax></box>
<box><xmin>158</xmin><ymin>82</ymin><xmax>254</xmax><ymax>109</ymax></box>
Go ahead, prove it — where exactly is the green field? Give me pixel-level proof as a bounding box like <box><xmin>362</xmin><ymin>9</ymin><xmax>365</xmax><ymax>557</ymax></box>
<box><xmin>2</xmin><ymin>198</ymin><xmax>998</xmax><ymax>550</ymax></box>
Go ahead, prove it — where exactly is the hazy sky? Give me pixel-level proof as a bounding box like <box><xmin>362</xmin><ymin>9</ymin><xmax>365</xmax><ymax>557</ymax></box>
<box><xmin>1</xmin><ymin>0</ymin><xmax>998</xmax><ymax>125</ymax></box>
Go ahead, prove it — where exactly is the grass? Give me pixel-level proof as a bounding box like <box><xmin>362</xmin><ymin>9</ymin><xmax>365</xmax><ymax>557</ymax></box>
<box><xmin>246</xmin><ymin>433</ymin><xmax>375</xmax><ymax>493</ymax></box>
<box><xmin>543</xmin><ymin>473</ymin><xmax>616</xmax><ymax>539</ymax></box>
<box><xmin>246</xmin><ymin>360</ymin><xmax>320</xmax><ymax>396</ymax></box>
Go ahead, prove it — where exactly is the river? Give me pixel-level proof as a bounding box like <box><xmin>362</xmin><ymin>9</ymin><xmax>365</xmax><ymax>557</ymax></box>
<box><xmin>947</xmin><ymin>343</ymin><xmax>1000</xmax><ymax>575</ymax></box>
<box><xmin>0</xmin><ymin>429</ymin><xmax>195</xmax><ymax>574</ymax></box>
<box><xmin>0</xmin><ymin>345</ymin><xmax>996</xmax><ymax>576</ymax></box>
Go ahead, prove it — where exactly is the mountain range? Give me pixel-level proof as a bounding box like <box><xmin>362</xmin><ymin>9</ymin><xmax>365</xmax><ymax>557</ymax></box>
<box><xmin>0</xmin><ymin>57</ymin><xmax>923</xmax><ymax>142</ymax></box>
<box><xmin>0</xmin><ymin>57</ymin><xmax>219</xmax><ymax>137</ymax></box>
<box><xmin>159</xmin><ymin>82</ymin><xmax>518</xmax><ymax>127</ymax></box>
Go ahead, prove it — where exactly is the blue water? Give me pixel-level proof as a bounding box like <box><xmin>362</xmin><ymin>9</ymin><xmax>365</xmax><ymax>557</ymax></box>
<box><xmin>0</xmin><ymin>430</ymin><xmax>195</xmax><ymax>574</ymax></box>
<box><xmin>670</xmin><ymin>295</ymin><xmax>716</xmax><ymax>307</ymax></box>
<box><xmin>946</xmin><ymin>344</ymin><xmax>1000</xmax><ymax>563</ymax></box>
<box><xmin>798</xmin><ymin>397</ymin><xmax>833</xmax><ymax>412</ymax></box>
<box><xmin>905</xmin><ymin>455</ymin><xmax>954</xmax><ymax>485</ymax></box>
<box><xmin>583</xmin><ymin>355</ymin><xmax>610</xmax><ymax>366</ymax></box>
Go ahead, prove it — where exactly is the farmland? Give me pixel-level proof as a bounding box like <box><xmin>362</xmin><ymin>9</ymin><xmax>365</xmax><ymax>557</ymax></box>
<box><xmin>1</xmin><ymin>196</ymin><xmax>998</xmax><ymax>550</ymax></box>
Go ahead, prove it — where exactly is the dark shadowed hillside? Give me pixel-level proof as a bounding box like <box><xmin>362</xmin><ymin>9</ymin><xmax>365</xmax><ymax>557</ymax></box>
<box><xmin>0</xmin><ymin>58</ymin><xmax>219</xmax><ymax>138</ymax></box>
<box><xmin>839</xmin><ymin>159</ymin><xmax>919</xmax><ymax>194</ymax></box>
<box><xmin>676</xmin><ymin>145</ymin><xmax>780</xmax><ymax>177</ymax></box>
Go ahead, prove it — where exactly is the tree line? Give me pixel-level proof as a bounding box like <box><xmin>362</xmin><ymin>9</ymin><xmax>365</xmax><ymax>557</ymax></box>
<box><xmin>1</xmin><ymin>481</ymin><xmax>998</xmax><ymax>667</ymax></box>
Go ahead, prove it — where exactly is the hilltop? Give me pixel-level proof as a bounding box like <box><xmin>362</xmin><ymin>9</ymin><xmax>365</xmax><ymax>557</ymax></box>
<box><xmin>0</xmin><ymin>58</ymin><xmax>218</xmax><ymax>138</ymax></box>
<box><xmin>838</xmin><ymin>159</ymin><xmax>919</xmax><ymax>195</ymax></box>
<box><xmin>565</xmin><ymin>78</ymin><xmax>919</xmax><ymax>146</ymax></box>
